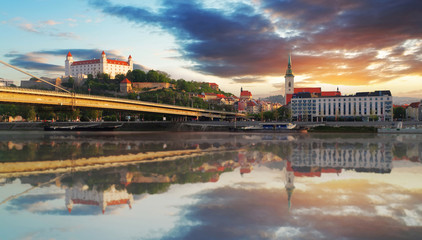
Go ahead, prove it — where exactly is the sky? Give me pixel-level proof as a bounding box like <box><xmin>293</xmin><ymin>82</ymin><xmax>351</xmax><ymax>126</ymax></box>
<box><xmin>0</xmin><ymin>0</ymin><xmax>421</xmax><ymax>98</ymax></box>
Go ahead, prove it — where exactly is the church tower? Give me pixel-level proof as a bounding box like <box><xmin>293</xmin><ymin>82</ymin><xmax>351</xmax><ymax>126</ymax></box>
<box><xmin>65</xmin><ymin>52</ymin><xmax>73</xmax><ymax>76</ymax></box>
<box><xmin>284</xmin><ymin>54</ymin><xmax>294</xmax><ymax>105</ymax></box>
<box><xmin>284</xmin><ymin>167</ymin><xmax>295</xmax><ymax>210</ymax></box>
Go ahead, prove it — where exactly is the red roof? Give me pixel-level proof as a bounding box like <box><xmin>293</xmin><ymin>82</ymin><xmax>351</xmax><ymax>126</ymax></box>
<box><xmin>247</xmin><ymin>101</ymin><xmax>257</xmax><ymax>106</ymax></box>
<box><xmin>409</xmin><ymin>102</ymin><xmax>420</xmax><ymax>108</ymax></box>
<box><xmin>107</xmin><ymin>59</ymin><xmax>129</xmax><ymax>66</ymax></box>
<box><xmin>321</xmin><ymin>91</ymin><xmax>341</xmax><ymax>97</ymax></box>
<box><xmin>294</xmin><ymin>87</ymin><xmax>321</xmax><ymax>94</ymax></box>
<box><xmin>205</xmin><ymin>93</ymin><xmax>217</xmax><ymax>96</ymax></box>
<box><xmin>102</xmin><ymin>51</ymin><xmax>105</xmax><ymax>55</ymax></box>
<box><xmin>128</xmin><ymin>55</ymin><xmax>132</xmax><ymax>59</ymax></box>
<box><xmin>107</xmin><ymin>199</ymin><xmax>129</xmax><ymax>206</ymax></box>
<box><xmin>72</xmin><ymin>59</ymin><xmax>100</xmax><ymax>65</ymax></box>
<box><xmin>67</xmin><ymin>52</ymin><xmax>72</xmax><ymax>57</ymax></box>
<box><xmin>121</xmin><ymin>78</ymin><xmax>131</xmax><ymax>84</ymax></box>
<box><xmin>216</xmin><ymin>94</ymin><xmax>226</xmax><ymax>99</ymax></box>
<box><xmin>208</xmin><ymin>83</ymin><xmax>218</xmax><ymax>86</ymax></box>
<box><xmin>240</xmin><ymin>91</ymin><xmax>252</xmax><ymax>96</ymax></box>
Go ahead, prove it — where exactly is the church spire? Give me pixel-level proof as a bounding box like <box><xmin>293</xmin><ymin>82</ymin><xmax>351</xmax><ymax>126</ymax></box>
<box><xmin>285</xmin><ymin>53</ymin><xmax>294</xmax><ymax>77</ymax></box>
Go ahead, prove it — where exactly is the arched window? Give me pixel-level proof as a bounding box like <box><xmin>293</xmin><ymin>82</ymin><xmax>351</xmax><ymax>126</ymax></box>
<box><xmin>288</xmin><ymin>82</ymin><xmax>291</xmax><ymax>88</ymax></box>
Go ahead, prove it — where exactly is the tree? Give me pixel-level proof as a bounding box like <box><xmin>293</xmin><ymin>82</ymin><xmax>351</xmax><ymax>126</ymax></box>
<box><xmin>277</xmin><ymin>106</ymin><xmax>292</xmax><ymax>121</ymax></box>
<box><xmin>393</xmin><ymin>106</ymin><xmax>406</xmax><ymax>120</ymax></box>
<box><xmin>132</xmin><ymin>69</ymin><xmax>146</xmax><ymax>82</ymax></box>
<box><xmin>146</xmin><ymin>70</ymin><xmax>160</xmax><ymax>82</ymax></box>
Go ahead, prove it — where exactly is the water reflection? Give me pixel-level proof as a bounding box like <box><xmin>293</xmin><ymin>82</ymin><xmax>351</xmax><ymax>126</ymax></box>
<box><xmin>0</xmin><ymin>132</ymin><xmax>421</xmax><ymax>239</ymax></box>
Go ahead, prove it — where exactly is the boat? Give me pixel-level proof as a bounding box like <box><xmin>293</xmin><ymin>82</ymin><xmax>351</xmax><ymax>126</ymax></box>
<box><xmin>234</xmin><ymin>122</ymin><xmax>305</xmax><ymax>132</ymax></box>
<box><xmin>378</xmin><ymin>122</ymin><xmax>422</xmax><ymax>134</ymax></box>
<box><xmin>44</xmin><ymin>123</ymin><xmax>123</xmax><ymax>131</ymax></box>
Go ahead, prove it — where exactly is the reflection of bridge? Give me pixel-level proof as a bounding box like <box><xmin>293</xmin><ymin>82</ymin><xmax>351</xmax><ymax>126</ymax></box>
<box><xmin>0</xmin><ymin>87</ymin><xmax>241</xmax><ymax>119</ymax></box>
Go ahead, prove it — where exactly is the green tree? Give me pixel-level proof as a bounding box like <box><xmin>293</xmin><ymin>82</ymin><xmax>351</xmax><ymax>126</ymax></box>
<box><xmin>132</xmin><ymin>69</ymin><xmax>146</xmax><ymax>82</ymax></box>
<box><xmin>146</xmin><ymin>70</ymin><xmax>160</xmax><ymax>82</ymax></box>
<box><xmin>277</xmin><ymin>106</ymin><xmax>292</xmax><ymax>121</ymax></box>
<box><xmin>393</xmin><ymin>106</ymin><xmax>406</xmax><ymax>120</ymax></box>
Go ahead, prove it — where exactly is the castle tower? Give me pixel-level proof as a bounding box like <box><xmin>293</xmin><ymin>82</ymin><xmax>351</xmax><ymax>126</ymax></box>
<box><xmin>284</xmin><ymin>54</ymin><xmax>294</xmax><ymax>104</ymax></box>
<box><xmin>65</xmin><ymin>52</ymin><xmax>73</xmax><ymax>76</ymax></box>
<box><xmin>128</xmin><ymin>55</ymin><xmax>133</xmax><ymax>69</ymax></box>
<box><xmin>100</xmin><ymin>51</ymin><xmax>107</xmax><ymax>73</ymax></box>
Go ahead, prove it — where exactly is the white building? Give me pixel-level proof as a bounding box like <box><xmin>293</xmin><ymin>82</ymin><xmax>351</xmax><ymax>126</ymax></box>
<box><xmin>65</xmin><ymin>51</ymin><xmax>133</xmax><ymax>79</ymax></box>
<box><xmin>291</xmin><ymin>91</ymin><xmax>393</xmax><ymax>121</ymax></box>
<box><xmin>65</xmin><ymin>184</ymin><xmax>133</xmax><ymax>214</ymax></box>
<box><xmin>0</xmin><ymin>78</ymin><xmax>14</xmax><ymax>87</ymax></box>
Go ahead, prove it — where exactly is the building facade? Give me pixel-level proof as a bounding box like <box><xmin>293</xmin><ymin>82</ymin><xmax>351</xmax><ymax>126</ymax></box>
<box><xmin>290</xmin><ymin>91</ymin><xmax>393</xmax><ymax>121</ymax></box>
<box><xmin>65</xmin><ymin>51</ymin><xmax>133</xmax><ymax>79</ymax></box>
<box><xmin>0</xmin><ymin>78</ymin><xmax>14</xmax><ymax>87</ymax></box>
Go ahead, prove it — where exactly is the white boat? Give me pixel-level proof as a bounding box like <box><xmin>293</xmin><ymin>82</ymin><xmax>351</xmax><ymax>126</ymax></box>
<box><xmin>241</xmin><ymin>123</ymin><xmax>297</xmax><ymax>130</ymax></box>
<box><xmin>378</xmin><ymin>122</ymin><xmax>422</xmax><ymax>133</ymax></box>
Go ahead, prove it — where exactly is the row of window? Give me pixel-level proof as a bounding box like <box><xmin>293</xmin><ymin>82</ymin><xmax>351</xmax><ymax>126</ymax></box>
<box><xmin>292</xmin><ymin>97</ymin><xmax>390</xmax><ymax>103</ymax></box>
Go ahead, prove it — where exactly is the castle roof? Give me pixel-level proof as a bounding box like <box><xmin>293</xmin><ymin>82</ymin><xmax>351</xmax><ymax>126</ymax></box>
<box><xmin>72</xmin><ymin>59</ymin><xmax>100</xmax><ymax>65</ymax></box>
<box><xmin>107</xmin><ymin>59</ymin><xmax>129</xmax><ymax>66</ymax></box>
<box><xmin>67</xmin><ymin>52</ymin><xmax>72</xmax><ymax>57</ymax></box>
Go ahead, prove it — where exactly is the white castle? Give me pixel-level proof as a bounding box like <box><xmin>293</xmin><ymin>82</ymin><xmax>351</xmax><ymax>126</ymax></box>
<box><xmin>65</xmin><ymin>184</ymin><xmax>133</xmax><ymax>214</ymax></box>
<box><xmin>65</xmin><ymin>51</ymin><xmax>133</xmax><ymax>79</ymax></box>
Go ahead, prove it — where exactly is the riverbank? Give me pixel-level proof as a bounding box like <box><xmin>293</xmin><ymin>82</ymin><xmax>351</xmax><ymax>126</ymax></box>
<box><xmin>1</xmin><ymin>121</ymin><xmax>420</xmax><ymax>132</ymax></box>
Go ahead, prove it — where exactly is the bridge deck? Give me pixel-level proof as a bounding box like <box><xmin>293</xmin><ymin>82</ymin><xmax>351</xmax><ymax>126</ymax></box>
<box><xmin>0</xmin><ymin>87</ymin><xmax>243</xmax><ymax>118</ymax></box>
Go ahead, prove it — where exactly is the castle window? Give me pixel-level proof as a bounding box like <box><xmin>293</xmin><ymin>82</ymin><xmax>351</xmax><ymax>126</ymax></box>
<box><xmin>288</xmin><ymin>82</ymin><xmax>291</xmax><ymax>88</ymax></box>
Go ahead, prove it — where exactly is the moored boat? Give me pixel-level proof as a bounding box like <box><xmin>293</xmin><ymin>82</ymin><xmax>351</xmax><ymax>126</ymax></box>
<box><xmin>44</xmin><ymin>123</ymin><xmax>123</xmax><ymax>131</ymax></box>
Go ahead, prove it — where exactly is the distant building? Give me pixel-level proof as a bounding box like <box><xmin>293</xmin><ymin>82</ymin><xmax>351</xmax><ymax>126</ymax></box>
<box><xmin>291</xmin><ymin>90</ymin><xmax>393</xmax><ymax>121</ymax></box>
<box><xmin>240</xmin><ymin>87</ymin><xmax>252</xmax><ymax>100</ymax></box>
<box><xmin>419</xmin><ymin>100</ymin><xmax>422</xmax><ymax>121</ymax></box>
<box><xmin>65</xmin><ymin>51</ymin><xmax>133</xmax><ymax>79</ymax></box>
<box><xmin>21</xmin><ymin>77</ymin><xmax>62</xmax><ymax>91</ymax></box>
<box><xmin>208</xmin><ymin>83</ymin><xmax>219</xmax><ymax>91</ymax></box>
<box><xmin>406</xmin><ymin>101</ymin><xmax>420</xmax><ymax>121</ymax></box>
<box><xmin>0</xmin><ymin>78</ymin><xmax>14</xmax><ymax>87</ymax></box>
<box><xmin>120</xmin><ymin>78</ymin><xmax>132</xmax><ymax>93</ymax></box>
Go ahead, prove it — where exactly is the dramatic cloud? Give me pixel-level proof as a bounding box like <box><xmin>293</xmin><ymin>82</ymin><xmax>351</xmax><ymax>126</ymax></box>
<box><xmin>232</xmin><ymin>76</ymin><xmax>267</xmax><ymax>84</ymax></box>
<box><xmin>4</xmin><ymin>52</ymin><xmax>64</xmax><ymax>72</ymax></box>
<box><xmin>88</xmin><ymin>0</ymin><xmax>422</xmax><ymax>86</ymax></box>
<box><xmin>162</xmin><ymin>180</ymin><xmax>422</xmax><ymax>239</ymax></box>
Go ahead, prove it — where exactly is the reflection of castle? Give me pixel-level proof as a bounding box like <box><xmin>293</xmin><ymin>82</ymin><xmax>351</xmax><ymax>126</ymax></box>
<box><xmin>65</xmin><ymin>185</ymin><xmax>133</xmax><ymax>214</ymax></box>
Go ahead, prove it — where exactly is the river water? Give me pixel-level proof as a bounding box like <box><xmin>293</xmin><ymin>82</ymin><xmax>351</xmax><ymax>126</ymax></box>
<box><xmin>0</xmin><ymin>131</ymin><xmax>421</xmax><ymax>240</ymax></box>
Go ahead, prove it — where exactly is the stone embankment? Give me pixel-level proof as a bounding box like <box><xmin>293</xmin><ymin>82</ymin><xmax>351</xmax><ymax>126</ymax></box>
<box><xmin>0</xmin><ymin>120</ymin><xmax>420</xmax><ymax>131</ymax></box>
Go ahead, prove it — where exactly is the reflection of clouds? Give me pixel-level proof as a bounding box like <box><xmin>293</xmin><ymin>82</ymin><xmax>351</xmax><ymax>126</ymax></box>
<box><xmin>6</xmin><ymin>193</ymin><xmax>63</xmax><ymax>212</ymax></box>
<box><xmin>163</xmin><ymin>179</ymin><xmax>422</xmax><ymax>240</ymax></box>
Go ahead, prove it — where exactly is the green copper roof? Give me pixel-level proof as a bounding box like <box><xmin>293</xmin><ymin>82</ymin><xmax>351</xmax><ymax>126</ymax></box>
<box><xmin>285</xmin><ymin>54</ymin><xmax>294</xmax><ymax>77</ymax></box>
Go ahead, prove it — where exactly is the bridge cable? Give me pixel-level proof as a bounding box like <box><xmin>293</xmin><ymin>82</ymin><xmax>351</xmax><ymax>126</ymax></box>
<box><xmin>0</xmin><ymin>59</ymin><xmax>71</xmax><ymax>94</ymax></box>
